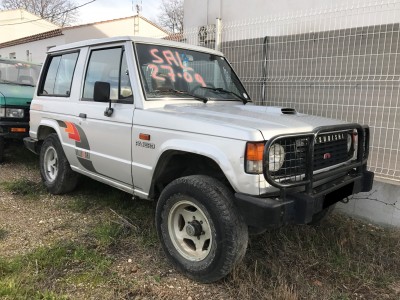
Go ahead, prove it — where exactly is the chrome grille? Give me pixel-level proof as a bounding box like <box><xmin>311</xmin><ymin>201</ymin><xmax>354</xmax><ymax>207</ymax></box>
<box><xmin>313</xmin><ymin>132</ymin><xmax>351</xmax><ymax>171</ymax></box>
<box><xmin>264</xmin><ymin>125</ymin><xmax>363</xmax><ymax>189</ymax></box>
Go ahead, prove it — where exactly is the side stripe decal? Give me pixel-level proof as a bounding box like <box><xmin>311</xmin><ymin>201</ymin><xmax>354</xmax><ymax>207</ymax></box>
<box><xmin>64</xmin><ymin>121</ymin><xmax>81</xmax><ymax>142</ymax></box>
<box><xmin>57</xmin><ymin>120</ymin><xmax>97</xmax><ymax>173</ymax></box>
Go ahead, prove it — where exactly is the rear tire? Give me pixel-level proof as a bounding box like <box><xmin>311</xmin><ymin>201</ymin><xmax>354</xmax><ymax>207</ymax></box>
<box><xmin>40</xmin><ymin>133</ymin><xmax>78</xmax><ymax>194</ymax></box>
<box><xmin>156</xmin><ymin>175</ymin><xmax>248</xmax><ymax>283</ymax></box>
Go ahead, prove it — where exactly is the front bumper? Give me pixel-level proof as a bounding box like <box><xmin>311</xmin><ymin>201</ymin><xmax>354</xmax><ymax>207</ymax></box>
<box><xmin>0</xmin><ymin>121</ymin><xmax>29</xmax><ymax>140</ymax></box>
<box><xmin>236</xmin><ymin>124</ymin><xmax>374</xmax><ymax>229</ymax></box>
<box><xmin>235</xmin><ymin>168</ymin><xmax>374</xmax><ymax>228</ymax></box>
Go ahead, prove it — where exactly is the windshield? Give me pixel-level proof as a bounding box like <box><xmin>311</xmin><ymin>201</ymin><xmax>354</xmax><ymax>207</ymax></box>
<box><xmin>135</xmin><ymin>43</ymin><xmax>250</xmax><ymax>102</ymax></box>
<box><xmin>0</xmin><ymin>60</ymin><xmax>41</xmax><ymax>86</ymax></box>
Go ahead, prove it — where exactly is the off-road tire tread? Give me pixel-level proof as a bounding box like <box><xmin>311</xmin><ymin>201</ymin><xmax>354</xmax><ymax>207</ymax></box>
<box><xmin>156</xmin><ymin>175</ymin><xmax>248</xmax><ymax>283</ymax></box>
<box><xmin>40</xmin><ymin>133</ymin><xmax>78</xmax><ymax>194</ymax></box>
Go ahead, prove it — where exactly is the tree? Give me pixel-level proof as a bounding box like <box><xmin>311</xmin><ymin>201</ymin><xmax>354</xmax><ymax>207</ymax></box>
<box><xmin>1</xmin><ymin>0</ymin><xmax>79</xmax><ymax>27</ymax></box>
<box><xmin>157</xmin><ymin>0</ymin><xmax>183</xmax><ymax>33</ymax></box>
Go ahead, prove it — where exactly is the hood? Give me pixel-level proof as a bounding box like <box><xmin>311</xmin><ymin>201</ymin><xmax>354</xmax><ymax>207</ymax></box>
<box><xmin>137</xmin><ymin>102</ymin><xmax>347</xmax><ymax>141</ymax></box>
<box><xmin>0</xmin><ymin>83</ymin><xmax>35</xmax><ymax>107</ymax></box>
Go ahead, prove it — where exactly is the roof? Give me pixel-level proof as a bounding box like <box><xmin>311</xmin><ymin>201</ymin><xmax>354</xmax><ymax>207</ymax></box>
<box><xmin>0</xmin><ymin>29</ymin><xmax>63</xmax><ymax>49</ymax></box>
<box><xmin>63</xmin><ymin>14</ymin><xmax>169</xmax><ymax>34</ymax></box>
<box><xmin>164</xmin><ymin>33</ymin><xmax>186</xmax><ymax>42</ymax></box>
<box><xmin>48</xmin><ymin>36</ymin><xmax>223</xmax><ymax>56</ymax></box>
<box><xmin>138</xmin><ymin>15</ymin><xmax>170</xmax><ymax>35</ymax></box>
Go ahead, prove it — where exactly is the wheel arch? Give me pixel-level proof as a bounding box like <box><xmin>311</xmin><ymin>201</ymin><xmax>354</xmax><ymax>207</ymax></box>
<box><xmin>37</xmin><ymin>125</ymin><xmax>58</xmax><ymax>141</ymax></box>
<box><xmin>149</xmin><ymin>150</ymin><xmax>234</xmax><ymax>200</ymax></box>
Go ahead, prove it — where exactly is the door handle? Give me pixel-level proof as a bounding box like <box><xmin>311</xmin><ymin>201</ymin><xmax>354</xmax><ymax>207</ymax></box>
<box><xmin>79</xmin><ymin>113</ymin><xmax>87</xmax><ymax>119</ymax></box>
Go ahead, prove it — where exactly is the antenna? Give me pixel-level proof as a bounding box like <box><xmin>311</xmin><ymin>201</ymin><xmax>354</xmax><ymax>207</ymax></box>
<box><xmin>133</xmin><ymin>1</ymin><xmax>142</xmax><ymax>35</ymax></box>
<box><xmin>135</xmin><ymin>1</ymin><xmax>142</xmax><ymax>16</ymax></box>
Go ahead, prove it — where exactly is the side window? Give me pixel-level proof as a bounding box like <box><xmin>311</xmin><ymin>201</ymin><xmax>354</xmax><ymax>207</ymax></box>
<box><xmin>83</xmin><ymin>47</ymin><xmax>133</xmax><ymax>103</ymax></box>
<box><xmin>39</xmin><ymin>52</ymin><xmax>79</xmax><ymax>96</ymax></box>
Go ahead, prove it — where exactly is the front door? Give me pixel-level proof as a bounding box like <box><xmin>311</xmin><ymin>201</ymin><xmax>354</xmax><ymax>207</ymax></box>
<box><xmin>75</xmin><ymin>45</ymin><xmax>134</xmax><ymax>187</ymax></box>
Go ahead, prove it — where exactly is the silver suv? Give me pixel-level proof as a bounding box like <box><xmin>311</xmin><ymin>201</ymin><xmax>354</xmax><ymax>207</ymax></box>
<box><xmin>24</xmin><ymin>36</ymin><xmax>374</xmax><ymax>282</ymax></box>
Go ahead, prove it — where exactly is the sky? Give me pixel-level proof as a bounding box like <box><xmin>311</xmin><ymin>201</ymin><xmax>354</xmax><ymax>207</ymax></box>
<box><xmin>74</xmin><ymin>0</ymin><xmax>162</xmax><ymax>25</ymax></box>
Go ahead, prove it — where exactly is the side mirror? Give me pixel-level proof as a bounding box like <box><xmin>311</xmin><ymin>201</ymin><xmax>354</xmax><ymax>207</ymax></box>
<box><xmin>93</xmin><ymin>81</ymin><xmax>114</xmax><ymax>117</ymax></box>
<box><xmin>93</xmin><ymin>81</ymin><xmax>110</xmax><ymax>102</ymax></box>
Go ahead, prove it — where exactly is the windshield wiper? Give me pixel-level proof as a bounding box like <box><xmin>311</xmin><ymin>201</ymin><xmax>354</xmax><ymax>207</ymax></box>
<box><xmin>153</xmin><ymin>89</ymin><xmax>209</xmax><ymax>103</ymax></box>
<box><xmin>198</xmin><ymin>87</ymin><xmax>248</xmax><ymax>104</ymax></box>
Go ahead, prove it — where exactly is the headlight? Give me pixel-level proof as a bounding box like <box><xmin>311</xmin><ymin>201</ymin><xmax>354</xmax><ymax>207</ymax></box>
<box><xmin>0</xmin><ymin>107</ymin><xmax>4</xmax><ymax>117</ymax></box>
<box><xmin>268</xmin><ymin>144</ymin><xmax>285</xmax><ymax>171</ymax></box>
<box><xmin>5</xmin><ymin>108</ymin><xmax>24</xmax><ymax>118</ymax></box>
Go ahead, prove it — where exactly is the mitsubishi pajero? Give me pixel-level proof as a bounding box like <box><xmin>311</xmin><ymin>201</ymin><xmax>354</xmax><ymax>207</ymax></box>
<box><xmin>24</xmin><ymin>36</ymin><xmax>374</xmax><ymax>282</ymax></box>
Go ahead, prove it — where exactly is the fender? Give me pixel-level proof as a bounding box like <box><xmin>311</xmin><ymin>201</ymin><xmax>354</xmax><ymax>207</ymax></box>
<box><xmin>36</xmin><ymin>118</ymin><xmax>63</xmax><ymax>141</ymax></box>
<box><xmin>34</xmin><ymin>118</ymin><xmax>88</xmax><ymax>172</ymax></box>
<box><xmin>153</xmin><ymin>138</ymin><xmax>242</xmax><ymax>192</ymax></box>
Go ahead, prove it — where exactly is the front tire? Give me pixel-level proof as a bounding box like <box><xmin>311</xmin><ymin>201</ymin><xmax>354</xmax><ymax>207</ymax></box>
<box><xmin>40</xmin><ymin>133</ymin><xmax>78</xmax><ymax>194</ymax></box>
<box><xmin>156</xmin><ymin>175</ymin><xmax>248</xmax><ymax>283</ymax></box>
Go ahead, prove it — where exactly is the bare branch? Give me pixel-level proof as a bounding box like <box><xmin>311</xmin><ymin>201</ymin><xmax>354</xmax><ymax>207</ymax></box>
<box><xmin>156</xmin><ymin>0</ymin><xmax>183</xmax><ymax>33</ymax></box>
<box><xmin>1</xmin><ymin>0</ymin><xmax>79</xmax><ymax>27</ymax></box>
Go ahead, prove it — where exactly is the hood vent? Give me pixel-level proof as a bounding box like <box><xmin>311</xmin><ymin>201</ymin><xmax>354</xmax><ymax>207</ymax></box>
<box><xmin>281</xmin><ymin>107</ymin><xmax>297</xmax><ymax>115</ymax></box>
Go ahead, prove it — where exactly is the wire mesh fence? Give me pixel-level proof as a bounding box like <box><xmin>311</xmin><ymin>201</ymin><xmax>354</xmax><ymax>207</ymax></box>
<box><xmin>180</xmin><ymin>0</ymin><xmax>400</xmax><ymax>184</ymax></box>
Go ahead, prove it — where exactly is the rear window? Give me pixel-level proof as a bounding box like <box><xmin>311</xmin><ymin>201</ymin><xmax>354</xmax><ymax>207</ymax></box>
<box><xmin>38</xmin><ymin>52</ymin><xmax>79</xmax><ymax>97</ymax></box>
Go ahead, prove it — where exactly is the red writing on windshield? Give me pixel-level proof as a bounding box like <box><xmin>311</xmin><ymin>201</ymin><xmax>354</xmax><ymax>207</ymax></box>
<box><xmin>149</xmin><ymin>48</ymin><xmax>206</xmax><ymax>87</ymax></box>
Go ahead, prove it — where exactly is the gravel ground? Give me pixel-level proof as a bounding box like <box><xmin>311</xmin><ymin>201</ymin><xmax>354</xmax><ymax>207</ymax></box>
<box><xmin>2</xmin><ymin>143</ymin><xmax>399</xmax><ymax>300</ymax></box>
<box><xmin>0</xmin><ymin>144</ymin><xmax>232</xmax><ymax>299</ymax></box>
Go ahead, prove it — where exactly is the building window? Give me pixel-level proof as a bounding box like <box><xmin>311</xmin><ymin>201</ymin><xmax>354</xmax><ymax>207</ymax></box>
<box><xmin>9</xmin><ymin>52</ymin><xmax>16</xmax><ymax>59</ymax></box>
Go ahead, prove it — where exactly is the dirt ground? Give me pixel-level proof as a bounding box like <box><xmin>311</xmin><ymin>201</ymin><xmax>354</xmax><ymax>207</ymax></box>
<box><xmin>1</xmin><ymin>142</ymin><xmax>400</xmax><ymax>300</ymax></box>
<box><xmin>0</xmin><ymin>144</ymin><xmax>231</xmax><ymax>300</ymax></box>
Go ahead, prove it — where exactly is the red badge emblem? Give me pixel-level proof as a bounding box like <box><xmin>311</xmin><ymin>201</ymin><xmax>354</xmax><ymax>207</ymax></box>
<box><xmin>323</xmin><ymin>153</ymin><xmax>332</xmax><ymax>159</ymax></box>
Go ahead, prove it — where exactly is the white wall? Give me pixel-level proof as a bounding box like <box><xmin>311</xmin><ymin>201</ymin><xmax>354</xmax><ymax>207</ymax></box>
<box><xmin>0</xmin><ymin>16</ymin><xmax>168</xmax><ymax>64</ymax></box>
<box><xmin>184</xmin><ymin>0</ymin><xmax>400</xmax><ymax>39</ymax></box>
<box><xmin>0</xmin><ymin>9</ymin><xmax>59</xmax><ymax>43</ymax></box>
<box><xmin>337</xmin><ymin>181</ymin><xmax>400</xmax><ymax>227</ymax></box>
<box><xmin>62</xmin><ymin>17</ymin><xmax>167</xmax><ymax>44</ymax></box>
<box><xmin>0</xmin><ymin>35</ymin><xmax>65</xmax><ymax>64</ymax></box>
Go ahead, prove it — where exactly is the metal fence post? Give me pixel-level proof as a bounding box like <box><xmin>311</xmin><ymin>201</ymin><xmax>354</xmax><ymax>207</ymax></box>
<box><xmin>215</xmin><ymin>18</ymin><xmax>222</xmax><ymax>52</ymax></box>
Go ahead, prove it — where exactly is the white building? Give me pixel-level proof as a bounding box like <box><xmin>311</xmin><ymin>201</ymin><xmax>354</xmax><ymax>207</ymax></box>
<box><xmin>0</xmin><ymin>9</ymin><xmax>59</xmax><ymax>44</ymax></box>
<box><xmin>0</xmin><ymin>15</ymin><xmax>169</xmax><ymax>63</ymax></box>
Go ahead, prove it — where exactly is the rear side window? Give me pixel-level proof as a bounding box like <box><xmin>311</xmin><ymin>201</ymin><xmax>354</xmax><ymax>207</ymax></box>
<box><xmin>39</xmin><ymin>52</ymin><xmax>79</xmax><ymax>97</ymax></box>
<box><xmin>82</xmin><ymin>47</ymin><xmax>133</xmax><ymax>103</ymax></box>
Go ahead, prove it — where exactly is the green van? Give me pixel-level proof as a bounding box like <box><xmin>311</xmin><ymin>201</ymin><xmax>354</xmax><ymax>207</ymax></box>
<box><xmin>0</xmin><ymin>58</ymin><xmax>41</xmax><ymax>162</ymax></box>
